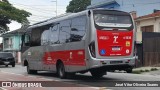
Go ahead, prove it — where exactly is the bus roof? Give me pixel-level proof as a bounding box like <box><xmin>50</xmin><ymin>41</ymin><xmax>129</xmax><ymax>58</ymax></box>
<box><xmin>27</xmin><ymin>8</ymin><xmax>130</xmax><ymax>29</ymax></box>
<box><xmin>28</xmin><ymin>10</ymin><xmax>88</xmax><ymax>29</ymax></box>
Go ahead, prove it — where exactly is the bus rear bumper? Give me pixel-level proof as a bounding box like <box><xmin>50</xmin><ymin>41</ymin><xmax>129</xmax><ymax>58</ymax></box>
<box><xmin>89</xmin><ymin>57</ymin><xmax>135</xmax><ymax>71</ymax></box>
<box><xmin>90</xmin><ymin>64</ymin><xmax>134</xmax><ymax>71</ymax></box>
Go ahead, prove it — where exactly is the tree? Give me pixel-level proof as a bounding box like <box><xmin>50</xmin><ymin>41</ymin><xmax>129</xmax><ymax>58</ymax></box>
<box><xmin>0</xmin><ymin>0</ymin><xmax>31</xmax><ymax>33</ymax></box>
<box><xmin>66</xmin><ymin>0</ymin><xmax>91</xmax><ymax>13</ymax></box>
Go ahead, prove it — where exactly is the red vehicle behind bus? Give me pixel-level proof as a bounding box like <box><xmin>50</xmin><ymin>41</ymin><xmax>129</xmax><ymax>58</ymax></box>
<box><xmin>21</xmin><ymin>9</ymin><xmax>136</xmax><ymax>78</ymax></box>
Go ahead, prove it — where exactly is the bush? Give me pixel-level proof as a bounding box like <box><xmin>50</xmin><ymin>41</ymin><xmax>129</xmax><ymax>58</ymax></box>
<box><xmin>151</xmin><ymin>68</ymin><xmax>158</xmax><ymax>71</ymax></box>
<box><xmin>132</xmin><ymin>71</ymin><xmax>141</xmax><ymax>74</ymax></box>
<box><xmin>140</xmin><ymin>70</ymin><xmax>145</xmax><ymax>72</ymax></box>
<box><xmin>145</xmin><ymin>69</ymin><xmax>149</xmax><ymax>72</ymax></box>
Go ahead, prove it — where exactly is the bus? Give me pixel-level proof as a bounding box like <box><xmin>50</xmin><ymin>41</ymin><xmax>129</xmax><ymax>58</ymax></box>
<box><xmin>21</xmin><ymin>9</ymin><xmax>136</xmax><ymax>78</ymax></box>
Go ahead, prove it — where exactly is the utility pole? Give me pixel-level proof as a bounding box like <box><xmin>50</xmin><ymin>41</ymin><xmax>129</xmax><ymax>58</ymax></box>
<box><xmin>51</xmin><ymin>0</ymin><xmax>57</xmax><ymax>16</ymax></box>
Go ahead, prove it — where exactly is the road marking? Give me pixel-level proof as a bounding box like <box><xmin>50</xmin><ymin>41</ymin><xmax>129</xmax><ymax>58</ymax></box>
<box><xmin>1</xmin><ymin>71</ymin><xmax>53</xmax><ymax>81</ymax></box>
<box><xmin>0</xmin><ymin>71</ymin><xmax>100</xmax><ymax>89</ymax></box>
<box><xmin>0</xmin><ymin>87</ymin><xmax>7</xmax><ymax>90</ymax></box>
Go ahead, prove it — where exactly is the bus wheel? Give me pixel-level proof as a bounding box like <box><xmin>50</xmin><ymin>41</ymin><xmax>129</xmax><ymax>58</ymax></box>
<box><xmin>90</xmin><ymin>70</ymin><xmax>105</xmax><ymax>78</ymax></box>
<box><xmin>126</xmin><ymin>68</ymin><xmax>132</xmax><ymax>73</ymax></box>
<box><xmin>27</xmin><ymin>65</ymin><xmax>37</xmax><ymax>74</ymax></box>
<box><xmin>58</xmin><ymin>62</ymin><xmax>66</xmax><ymax>79</ymax></box>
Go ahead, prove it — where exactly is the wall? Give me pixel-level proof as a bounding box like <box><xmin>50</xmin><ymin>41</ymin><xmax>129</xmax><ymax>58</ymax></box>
<box><xmin>142</xmin><ymin>32</ymin><xmax>160</xmax><ymax>66</ymax></box>
<box><xmin>3</xmin><ymin>37</ymin><xmax>13</xmax><ymax>51</ymax></box>
<box><xmin>13</xmin><ymin>35</ymin><xmax>21</xmax><ymax>51</ymax></box>
<box><xmin>136</xmin><ymin>17</ymin><xmax>160</xmax><ymax>42</ymax></box>
<box><xmin>3</xmin><ymin>35</ymin><xmax>22</xmax><ymax>51</ymax></box>
<box><xmin>91</xmin><ymin>0</ymin><xmax>111</xmax><ymax>5</ymax></box>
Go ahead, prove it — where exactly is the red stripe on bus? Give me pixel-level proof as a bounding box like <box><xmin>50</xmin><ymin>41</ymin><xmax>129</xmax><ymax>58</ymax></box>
<box><xmin>43</xmin><ymin>50</ymin><xmax>86</xmax><ymax>66</ymax></box>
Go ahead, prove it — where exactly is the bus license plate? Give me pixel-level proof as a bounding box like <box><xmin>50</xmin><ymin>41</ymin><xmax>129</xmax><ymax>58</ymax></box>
<box><xmin>112</xmin><ymin>47</ymin><xmax>120</xmax><ymax>51</ymax></box>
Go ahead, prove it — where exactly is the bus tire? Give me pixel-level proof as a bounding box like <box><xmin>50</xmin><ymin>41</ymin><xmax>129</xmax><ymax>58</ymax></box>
<box><xmin>27</xmin><ymin>65</ymin><xmax>37</xmax><ymax>74</ymax></box>
<box><xmin>126</xmin><ymin>68</ymin><xmax>132</xmax><ymax>73</ymax></box>
<box><xmin>90</xmin><ymin>70</ymin><xmax>105</xmax><ymax>78</ymax></box>
<box><xmin>58</xmin><ymin>62</ymin><xmax>66</xmax><ymax>79</ymax></box>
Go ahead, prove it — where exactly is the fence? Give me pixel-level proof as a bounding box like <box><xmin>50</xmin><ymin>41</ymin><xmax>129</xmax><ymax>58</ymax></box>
<box><xmin>143</xmin><ymin>37</ymin><xmax>160</xmax><ymax>66</ymax></box>
<box><xmin>142</xmin><ymin>32</ymin><xmax>160</xmax><ymax>66</ymax></box>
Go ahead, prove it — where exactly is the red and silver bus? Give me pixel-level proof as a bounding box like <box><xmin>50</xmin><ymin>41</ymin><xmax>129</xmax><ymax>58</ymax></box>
<box><xmin>21</xmin><ymin>9</ymin><xmax>136</xmax><ymax>78</ymax></box>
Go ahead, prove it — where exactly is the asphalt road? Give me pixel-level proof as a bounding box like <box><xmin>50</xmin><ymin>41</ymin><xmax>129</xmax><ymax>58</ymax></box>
<box><xmin>0</xmin><ymin>65</ymin><xmax>160</xmax><ymax>90</ymax></box>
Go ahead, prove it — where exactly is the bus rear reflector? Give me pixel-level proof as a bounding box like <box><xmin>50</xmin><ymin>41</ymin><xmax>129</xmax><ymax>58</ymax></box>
<box><xmin>89</xmin><ymin>41</ymin><xmax>96</xmax><ymax>58</ymax></box>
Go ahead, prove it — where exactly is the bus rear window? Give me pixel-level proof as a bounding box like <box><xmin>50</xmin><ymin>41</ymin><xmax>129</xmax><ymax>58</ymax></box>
<box><xmin>93</xmin><ymin>11</ymin><xmax>133</xmax><ymax>30</ymax></box>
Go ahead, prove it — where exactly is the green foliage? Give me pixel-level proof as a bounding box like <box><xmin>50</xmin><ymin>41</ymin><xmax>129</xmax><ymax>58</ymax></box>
<box><xmin>66</xmin><ymin>0</ymin><xmax>91</xmax><ymax>13</ymax></box>
<box><xmin>145</xmin><ymin>69</ymin><xmax>149</xmax><ymax>72</ymax></box>
<box><xmin>0</xmin><ymin>0</ymin><xmax>31</xmax><ymax>33</ymax></box>
<box><xmin>132</xmin><ymin>71</ymin><xmax>141</xmax><ymax>74</ymax></box>
<box><xmin>140</xmin><ymin>70</ymin><xmax>145</xmax><ymax>72</ymax></box>
<box><xmin>151</xmin><ymin>68</ymin><xmax>158</xmax><ymax>71</ymax></box>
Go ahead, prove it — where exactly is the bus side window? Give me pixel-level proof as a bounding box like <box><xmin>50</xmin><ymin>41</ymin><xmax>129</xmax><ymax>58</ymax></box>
<box><xmin>59</xmin><ymin>20</ymin><xmax>71</xmax><ymax>43</ymax></box>
<box><xmin>70</xmin><ymin>16</ymin><xmax>86</xmax><ymax>42</ymax></box>
<box><xmin>21</xmin><ymin>34</ymin><xmax>31</xmax><ymax>53</ymax></box>
<box><xmin>49</xmin><ymin>24</ymin><xmax>59</xmax><ymax>44</ymax></box>
<box><xmin>41</xmin><ymin>30</ymin><xmax>49</xmax><ymax>45</ymax></box>
<box><xmin>24</xmin><ymin>35</ymin><xmax>30</xmax><ymax>46</ymax></box>
<box><xmin>22</xmin><ymin>34</ymin><xmax>30</xmax><ymax>46</ymax></box>
<box><xmin>31</xmin><ymin>24</ymin><xmax>50</xmax><ymax>46</ymax></box>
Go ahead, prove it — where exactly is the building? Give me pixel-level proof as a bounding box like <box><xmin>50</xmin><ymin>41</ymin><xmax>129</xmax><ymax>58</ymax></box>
<box><xmin>0</xmin><ymin>28</ymin><xmax>26</xmax><ymax>63</ymax></box>
<box><xmin>134</xmin><ymin>11</ymin><xmax>160</xmax><ymax>67</ymax></box>
<box><xmin>135</xmin><ymin>11</ymin><xmax>160</xmax><ymax>43</ymax></box>
<box><xmin>88</xmin><ymin>0</ymin><xmax>160</xmax><ymax>17</ymax></box>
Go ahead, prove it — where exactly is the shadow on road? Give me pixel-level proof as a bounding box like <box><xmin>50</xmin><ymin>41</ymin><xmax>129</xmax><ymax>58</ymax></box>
<box><xmin>31</xmin><ymin>71</ymin><xmax>122</xmax><ymax>87</ymax></box>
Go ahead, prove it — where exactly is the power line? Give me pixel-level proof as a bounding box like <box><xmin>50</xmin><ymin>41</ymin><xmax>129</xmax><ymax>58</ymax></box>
<box><xmin>12</xmin><ymin>3</ymin><xmax>66</xmax><ymax>10</ymax></box>
<box><xmin>13</xmin><ymin>4</ymin><xmax>56</xmax><ymax>13</ymax></box>
<box><xmin>11</xmin><ymin>1</ymin><xmax>66</xmax><ymax>11</ymax></box>
<box><xmin>10</xmin><ymin>1</ymin><xmax>67</xmax><ymax>6</ymax></box>
<box><xmin>31</xmin><ymin>14</ymin><xmax>53</xmax><ymax>18</ymax></box>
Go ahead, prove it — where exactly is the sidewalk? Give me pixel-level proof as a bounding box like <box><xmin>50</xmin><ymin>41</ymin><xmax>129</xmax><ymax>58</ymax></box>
<box><xmin>133</xmin><ymin>66</ymin><xmax>160</xmax><ymax>71</ymax></box>
<box><xmin>132</xmin><ymin>66</ymin><xmax>160</xmax><ymax>75</ymax></box>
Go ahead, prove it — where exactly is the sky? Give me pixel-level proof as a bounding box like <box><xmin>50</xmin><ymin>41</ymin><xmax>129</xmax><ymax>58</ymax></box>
<box><xmin>7</xmin><ymin>0</ymin><xmax>72</xmax><ymax>31</ymax></box>
<box><xmin>0</xmin><ymin>0</ymin><xmax>71</xmax><ymax>43</ymax></box>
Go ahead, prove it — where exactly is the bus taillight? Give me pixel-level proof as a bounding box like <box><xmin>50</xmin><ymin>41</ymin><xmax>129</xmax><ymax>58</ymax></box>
<box><xmin>89</xmin><ymin>41</ymin><xmax>96</xmax><ymax>58</ymax></box>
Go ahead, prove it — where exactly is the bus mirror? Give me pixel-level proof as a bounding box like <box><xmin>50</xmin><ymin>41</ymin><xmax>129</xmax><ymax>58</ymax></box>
<box><xmin>71</xmin><ymin>28</ymin><xmax>78</xmax><ymax>31</ymax></box>
<box><xmin>88</xmin><ymin>10</ymin><xmax>91</xmax><ymax>17</ymax></box>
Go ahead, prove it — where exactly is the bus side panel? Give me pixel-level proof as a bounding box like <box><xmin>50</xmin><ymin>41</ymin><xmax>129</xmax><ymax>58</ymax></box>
<box><xmin>43</xmin><ymin>41</ymin><xmax>87</xmax><ymax>72</ymax></box>
<box><xmin>65</xmin><ymin>41</ymin><xmax>87</xmax><ymax>72</ymax></box>
<box><xmin>43</xmin><ymin>44</ymin><xmax>66</xmax><ymax>71</ymax></box>
<box><xmin>22</xmin><ymin>46</ymin><xmax>46</xmax><ymax>71</ymax></box>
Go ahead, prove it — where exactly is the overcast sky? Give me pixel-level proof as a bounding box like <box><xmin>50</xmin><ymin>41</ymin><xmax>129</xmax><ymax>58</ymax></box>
<box><xmin>7</xmin><ymin>0</ymin><xmax>71</xmax><ymax>31</ymax></box>
<box><xmin>0</xmin><ymin>0</ymin><xmax>71</xmax><ymax>43</ymax></box>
